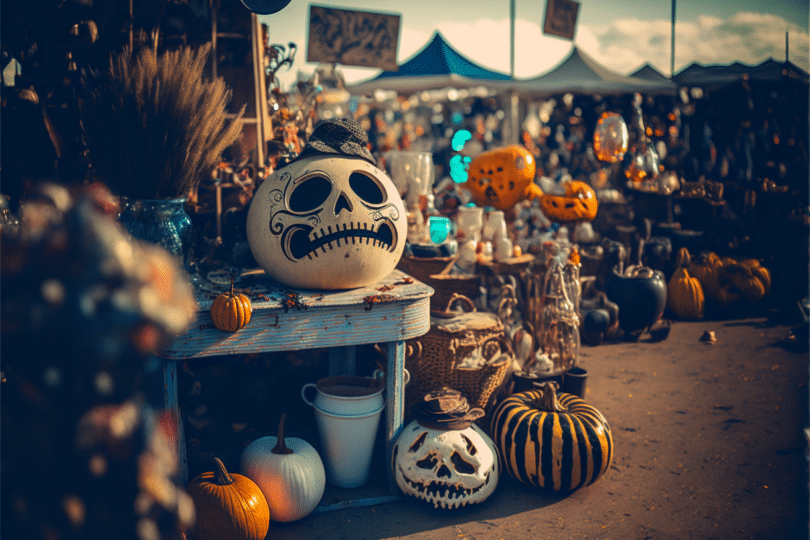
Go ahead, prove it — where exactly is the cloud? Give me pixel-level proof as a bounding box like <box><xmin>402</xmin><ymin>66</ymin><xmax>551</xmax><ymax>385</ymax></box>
<box><xmin>580</xmin><ymin>11</ymin><xmax>809</xmax><ymax>76</ymax></box>
<box><xmin>277</xmin><ymin>9</ymin><xmax>808</xmax><ymax>89</ymax></box>
<box><xmin>436</xmin><ymin>18</ymin><xmax>574</xmax><ymax>78</ymax></box>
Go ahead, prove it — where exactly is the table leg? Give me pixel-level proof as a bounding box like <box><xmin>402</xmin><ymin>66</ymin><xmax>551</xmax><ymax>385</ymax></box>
<box><xmin>385</xmin><ymin>340</ymin><xmax>406</xmax><ymax>492</ymax></box>
<box><xmin>164</xmin><ymin>360</ymin><xmax>188</xmax><ymax>486</ymax></box>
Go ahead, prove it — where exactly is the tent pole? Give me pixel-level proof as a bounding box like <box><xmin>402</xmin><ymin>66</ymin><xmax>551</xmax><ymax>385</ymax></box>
<box><xmin>510</xmin><ymin>0</ymin><xmax>519</xmax><ymax>145</ymax></box>
<box><xmin>670</xmin><ymin>0</ymin><xmax>676</xmax><ymax>78</ymax></box>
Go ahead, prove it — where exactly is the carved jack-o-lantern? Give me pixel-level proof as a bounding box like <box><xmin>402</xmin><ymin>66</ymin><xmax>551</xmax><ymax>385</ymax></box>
<box><xmin>538</xmin><ymin>179</ymin><xmax>598</xmax><ymax>224</ymax></box>
<box><xmin>247</xmin><ymin>154</ymin><xmax>407</xmax><ymax>289</ymax></box>
<box><xmin>391</xmin><ymin>388</ymin><xmax>499</xmax><ymax>509</ymax></box>
<box><xmin>464</xmin><ymin>145</ymin><xmax>541</xmax><ymax>211</ymax></box>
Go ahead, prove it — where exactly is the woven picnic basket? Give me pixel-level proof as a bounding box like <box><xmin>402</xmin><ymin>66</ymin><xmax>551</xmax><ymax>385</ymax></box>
<box><xmin>396</xmin><ymin>254</ymin><xmax>482</xmax><ymax>310</ymax></box>
<box><xmin>404</xmin><ymin>294</ymin><xmax>511</xmax><ymax>420</ymax></box>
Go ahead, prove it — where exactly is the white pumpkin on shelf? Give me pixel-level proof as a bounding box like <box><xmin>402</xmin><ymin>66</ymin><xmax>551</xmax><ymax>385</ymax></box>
<box><xmin>240</xmin><ymin>414</ymin><xmax>326</xmax><ymax>522</ymax></box>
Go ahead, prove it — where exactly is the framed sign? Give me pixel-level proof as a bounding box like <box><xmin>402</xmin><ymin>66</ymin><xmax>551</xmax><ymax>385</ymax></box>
<box><xmin>543</xmin><ymin>0</ymin><xmax>580</xmax><ymax>40</ymax></box>
<box><xmin>307</xmin><ymin>5</ymin><xmax>400</xmax><ymax>71</ymax></box>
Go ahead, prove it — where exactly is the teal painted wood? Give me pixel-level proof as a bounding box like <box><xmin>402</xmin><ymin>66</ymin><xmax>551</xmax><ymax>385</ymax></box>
<box><xmin>159</xmin><ymin>269</ymin><xmax>434</xmax><ymax>360</ymax></box>
<box><xmin>158</xmin><ymin>268</ymin><xmax>434</xmax><ymax>495</ymax></box>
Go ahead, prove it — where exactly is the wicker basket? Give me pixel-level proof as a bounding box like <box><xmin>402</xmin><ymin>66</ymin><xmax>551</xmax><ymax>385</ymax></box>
<box><xmin>396</xmin><ymin>255</ymin><xmax>482</xmax><ymax>310</ymax></box>
<box><xmin>404</xmin><ymin>294</ymin><xmax>511</xmax><ymax>419</ymax></box>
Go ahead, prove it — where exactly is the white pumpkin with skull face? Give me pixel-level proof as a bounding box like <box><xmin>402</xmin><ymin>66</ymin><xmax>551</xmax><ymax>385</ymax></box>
<box><xmin>247</xmin><ymin>154</ymin><xmax>407</xmax><ymax>289</ymax></box>
<box><xmin>392</xmin><ymin>419</ymin><xmax>499</xmax><ymax>509</ymax></box>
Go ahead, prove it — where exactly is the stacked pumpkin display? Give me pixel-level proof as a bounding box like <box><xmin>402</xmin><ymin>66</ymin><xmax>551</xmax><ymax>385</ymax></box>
<box><xmin>667</xmin><ymin>248</ymin><xmax>772</xmax><ymax>317</ymax></box>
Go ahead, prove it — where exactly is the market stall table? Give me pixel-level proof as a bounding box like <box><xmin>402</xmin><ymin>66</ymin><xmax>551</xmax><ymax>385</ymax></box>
<box><xmin>157</xmin><ymin>268</ymin><xmax>433</xmax><ymax>509</ymax></box>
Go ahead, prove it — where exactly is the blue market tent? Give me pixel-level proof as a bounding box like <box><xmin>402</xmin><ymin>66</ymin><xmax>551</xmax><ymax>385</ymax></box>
<box><xmin>346</xmin><ymin>31</ymin><xmax>511</xmax><ymax>95</ymax></box>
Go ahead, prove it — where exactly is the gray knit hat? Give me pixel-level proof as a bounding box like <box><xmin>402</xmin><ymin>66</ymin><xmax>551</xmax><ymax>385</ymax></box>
<box><xmin>288</xmin><ymin>118</ymin><xmax>375</xmax><ymax>166</ymax></box>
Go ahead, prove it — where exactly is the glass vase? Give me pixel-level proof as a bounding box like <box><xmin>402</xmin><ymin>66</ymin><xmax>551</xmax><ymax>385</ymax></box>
<box><xmin>118</xmin><ymin>197</ymin><xmax>193</xmax><ymax>271</ymax></box>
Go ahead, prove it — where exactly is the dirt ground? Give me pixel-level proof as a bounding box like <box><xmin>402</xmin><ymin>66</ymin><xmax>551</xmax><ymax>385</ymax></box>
<box><xmin>260</xmin><ymin>313</ymin><xmax>809</xmax><ymax>540</ymax></box>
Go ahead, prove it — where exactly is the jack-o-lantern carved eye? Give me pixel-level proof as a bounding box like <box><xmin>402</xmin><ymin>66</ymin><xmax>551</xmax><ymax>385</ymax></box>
<box><xmin>461</xmin><ymin>434</ymin><xmax>477</xmax><ymax>456</ymax></box>
<box><xmin>409</xmin><ymin>432</ymin><xmax>428</xmax><ymax>452</ymax></box>
<box><xmin>451</xmin><ymin>451</ymin><xmax>476</xmax><ymax>474</ymax></box>
<box><xmin>289</xmin><ymin>174</ymin><xmax>331</xmax><ymax>213</ymax></box>
<box><xmin>350</xmin><ymin>172</ymin><xmax>386</xmax><ymax>205</ymax></box>
<box><xmin>416</xmin><ymin>453</ymin><xmax>438</xmax><ymax>470</ymax></box>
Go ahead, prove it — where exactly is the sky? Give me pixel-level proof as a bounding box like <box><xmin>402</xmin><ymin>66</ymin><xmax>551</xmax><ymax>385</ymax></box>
<box><xmin>259</xmin><ymin>0</ymin><xmax>809</xmax><ymax>92</ymax></box>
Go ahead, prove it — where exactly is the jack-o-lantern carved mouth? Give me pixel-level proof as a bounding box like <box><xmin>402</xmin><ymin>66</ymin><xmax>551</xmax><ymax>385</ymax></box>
<box><xmin>284</xmin><ymin>220</ymin><xmax>397</xmax><ymax>260</ymax></box>
<box><xmin>398</xmin><ymin>466</ymin><xmax>491</xmax><ymax>506</ymax></box>
<box><xmin>483</xmin><ymin>185</ymin><xmax>499</xmax><ymax>201</ymax></box>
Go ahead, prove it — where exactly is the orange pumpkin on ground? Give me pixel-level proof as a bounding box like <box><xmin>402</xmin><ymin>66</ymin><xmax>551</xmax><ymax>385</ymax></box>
<box><xmin>186</xmin><ymin>457</ymin><xmax>270</xmax><ymax>540</ymax></box>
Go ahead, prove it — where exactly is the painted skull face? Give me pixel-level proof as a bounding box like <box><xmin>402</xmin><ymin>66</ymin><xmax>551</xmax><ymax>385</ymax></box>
<box><xmin>247</xmin><ymin>155</ymin><xmax>406</xmax><ymax>289</ymax></box>
<box><xmin>392</xmin><ymin>419</ymin><xmax>499</xmax><ymax>509</ymax></box>
<box><xmin>464</xmin><ymin>145</ymin><xmax>538</xmax><ymax>211</ymax></box>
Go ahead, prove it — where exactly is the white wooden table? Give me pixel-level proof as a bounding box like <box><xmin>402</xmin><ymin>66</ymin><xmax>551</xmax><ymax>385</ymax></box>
<box><xmin>157</xmin><ymin>267</ymin><xmax>433</xmax><ymax>508</ymax></box>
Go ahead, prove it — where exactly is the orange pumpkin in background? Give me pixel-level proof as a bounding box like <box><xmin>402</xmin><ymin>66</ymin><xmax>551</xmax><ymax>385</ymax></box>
<box><xmin>464</xmin><ymin>145</ymin><xmax>541</xmax><ymax>211</ymax></box>
<box><xmin>538</xmin><ymin>180</ymin><xmax>599</xmax><ymax>224</ymax></box>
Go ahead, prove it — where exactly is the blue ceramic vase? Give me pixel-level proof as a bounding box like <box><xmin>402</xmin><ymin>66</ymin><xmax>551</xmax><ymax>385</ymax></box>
<box><xmin>118</xmin><ymin>197</ymin><xmax>193</xmax><ymax>269</ymax></box>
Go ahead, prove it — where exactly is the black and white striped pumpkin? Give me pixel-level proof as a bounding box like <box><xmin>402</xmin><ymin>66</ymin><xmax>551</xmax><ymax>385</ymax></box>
<box><xmin>490</xmin><ymin>382</ymin><xmax>613</xmax><ymax>492</ymax></box>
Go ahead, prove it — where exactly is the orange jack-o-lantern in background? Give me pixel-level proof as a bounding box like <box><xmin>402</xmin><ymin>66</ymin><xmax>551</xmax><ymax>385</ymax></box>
<box><xmin>538</xmin><ymin>180</ymin><xmax>599</xmax><ymax>224</ymax></box>
<box><xmin>464</xmin><ymin>146</ymin><xmax>542</xmax><ymax>211</ymax></box>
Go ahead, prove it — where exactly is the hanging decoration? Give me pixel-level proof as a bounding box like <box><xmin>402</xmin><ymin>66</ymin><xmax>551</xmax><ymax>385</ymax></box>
<box><xmin>592</xmin><ymin>111</ymin><xmax>628</xmax><ymax>163</ymax></box>
<box><xmin>623</xmin><ymin>94</ymin><xmax>661</xmax><ymax>187</ymax></box>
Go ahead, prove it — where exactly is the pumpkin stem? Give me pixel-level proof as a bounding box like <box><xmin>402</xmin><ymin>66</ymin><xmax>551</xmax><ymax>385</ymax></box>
<box><xmin>229</xmin><ymin>278</ymin><xmax>235</xmax><ymax>296</ymax></box>
<box><xmin>213</xmin><ymin>457</ymin><xmax>235</xmax><ymax>486</ymax></box>
<box><xmin>532</xmin><ymin>382</ymin><xmax>566</xmax><ymax>413</ymax></box>
<box><xmin>272</xmin><ymin>413</ymin><xmax>294</xmax><ymax>455</ymax></box>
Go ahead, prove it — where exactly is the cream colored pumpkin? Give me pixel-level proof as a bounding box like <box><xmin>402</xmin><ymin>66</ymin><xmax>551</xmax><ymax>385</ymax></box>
<box><xmin>240</xmin><ymin>414</ymin><xmax>326</xmax><ymax>522</ymax></box>
<box><xmin>246</xmin><ymin>154</ymin><xmax>407</xmax><ymax>289</ymax></box>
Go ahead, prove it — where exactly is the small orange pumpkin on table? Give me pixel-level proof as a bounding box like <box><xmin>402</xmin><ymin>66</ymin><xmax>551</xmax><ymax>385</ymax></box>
<box><xmin>210</xmin><ymin>279</ymin><xmax>252</xmax><ymax>332</ymax></box>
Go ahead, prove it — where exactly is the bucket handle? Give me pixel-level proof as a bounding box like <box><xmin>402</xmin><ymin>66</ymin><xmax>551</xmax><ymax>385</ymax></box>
<box><xmin>372</xmin><ymin>368</ymin><xmax>411</xmax><ymax>386</ymax></box>
<box><xmin>301</xmin><ymin>383</ymin><xmax>317</xmax><ymax>407</ymax></box>
<box><xmin>445</xmin><ymin>293</ymin><xmax>477</xmax><ymax>314</ymax></box>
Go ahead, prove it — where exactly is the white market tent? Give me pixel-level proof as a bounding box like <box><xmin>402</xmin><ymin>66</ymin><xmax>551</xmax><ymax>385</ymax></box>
<box><xmin>489</xmin><ymin>47</ymin><xmax>676</xmax><ymax>98</ymax></box>
<box><xmin>630</xmin><ymin>63</ymin><xmax>672</xmax><ymax>83</ymax></box>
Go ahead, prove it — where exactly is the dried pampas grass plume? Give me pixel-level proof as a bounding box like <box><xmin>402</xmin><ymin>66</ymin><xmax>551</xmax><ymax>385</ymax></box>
<box><xmin>81</xmin><ymin>44</ymin><xmax>245</xmax><ymax>200</ymax></box>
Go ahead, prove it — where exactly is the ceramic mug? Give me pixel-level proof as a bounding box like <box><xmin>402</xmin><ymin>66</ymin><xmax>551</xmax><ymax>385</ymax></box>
<box><xmin>455</xmin><ymin>206</ymin><xmax>484</xmax><ymax>243</ymax></box>
<box><xmin>494</xmin><ymin>235</ymin><xmax>514</xmax><ymax>262</ymax></box>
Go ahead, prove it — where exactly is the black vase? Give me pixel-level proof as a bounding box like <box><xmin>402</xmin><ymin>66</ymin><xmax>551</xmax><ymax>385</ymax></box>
<box><xmin>605</xmin><ymin>268</ymin><xmax>667</xmax><ymax>333</ymax></box>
